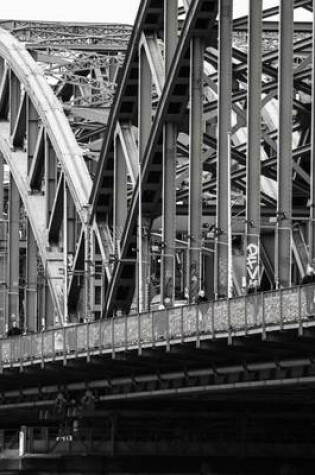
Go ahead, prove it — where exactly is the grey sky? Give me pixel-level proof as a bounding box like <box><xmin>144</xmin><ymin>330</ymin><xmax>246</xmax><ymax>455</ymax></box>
<box><xmin>0</xmin><ymin>1</ymin><xmax>310</xmax><ymax>24</ymax></box>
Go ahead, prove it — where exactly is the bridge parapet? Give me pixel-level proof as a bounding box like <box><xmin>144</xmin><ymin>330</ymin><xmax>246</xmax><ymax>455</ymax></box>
<box><xmin>1</xmin><ymin>284</ymin><xmax>314</xmax><ymax>367</ymax></box>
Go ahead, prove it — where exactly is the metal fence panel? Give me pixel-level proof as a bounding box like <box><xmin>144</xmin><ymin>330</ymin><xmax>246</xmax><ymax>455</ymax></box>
<box><xmin>246</xmin><ymin>293</ymin><xmax>263</xmax><ymax>329</ymax></box>
<box><xmin>230</xmin><ymin>297</ymin><xmax>246</xmax><ymax>330</ymax></box>
<box><xmin>126</xmin><ymin>315</ymin><xmax>138</xmax><ymax>346</ymax></box>
<box><xmin>1</xmin><ymin>340</ymin><xmax>10</xmax><ymax>363</ymax></box>
<box><xmin>12</xmin><ymin>337</ymin><xmax>20</xmax><ymax>362</ymax></box>
<box><xmin>43</xmin><ymin>331</ymin><xmax>53</xmax><ymax>356</ymax></box>
<box><xmin>101</xmin><ymin>319</ymin><xmax>111</xmax><ymax>348</ymax></box>
<box><xmin>89</xmin><ymin>322</ymin><xmax>100</xmax><ymax>349</ymax></box>
<box><xmin>183</xmin><ymin>305</ymin><xmax>197</xmax><ymax>336</ymax></box>
<box><xmin>114</xmin><ymin>317</ymin><xmax>125</xmax><ymax>347</ymax></box>
<box><xmin>22</xmin><ymin>335</ymin><xmax>32</xmax><ymax>360</ymax></box>
<box><xmin>281</xmin><ymin>288</ymin><xmax>299</xmax><ymax>323</ymax></box>
<box><xmin>76</xmin><ymin>325</ymin><xmax>87</xmax><ymax>352</ymax></box>
<box><xmin>169</xmin><ymin>307</ymin><xmax>182</xmax><ymax>338</ymax></box>
<box><xmin>264</xmin><ymin>291</ymin><xmax>280</xmax><ymax>325</ymax></box>
<box><xmin>152</xmin><ymin>310</ymin><xmax>167</xmax><ymax>342</ymax></box>
<box><xmin>213</xmin><ymin>300</ymin><xmax>228</xmax><ymax>332</ymax></box>
<box><xmin>140</xmin><ymin>312</ymin><xmax>152</xmax><ymax>343</ymax></box>
<box><xmin>32</xmin><ymin>334</ymin><xmax>42</xmax><ymax>358</ymax></box>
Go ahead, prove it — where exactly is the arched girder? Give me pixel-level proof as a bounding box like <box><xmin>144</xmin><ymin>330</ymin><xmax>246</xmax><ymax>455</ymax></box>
<box><xmin>0</xmin><ymin>22</ymin><xmax>130</xmax><ymax>327</ymax></box>
<box><xmin>0</xmin><ymin>27</ymin><xmax>95</xmax><ymax>325</ymax></box>
<box><xmin>0</xmin><ymin>27</ymin><xmax>92</xmax><ymax>216</ymax></box>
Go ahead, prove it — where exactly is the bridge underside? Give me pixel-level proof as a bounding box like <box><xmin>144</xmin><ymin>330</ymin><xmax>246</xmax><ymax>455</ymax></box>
<box><xmin>0</xmin><ymin>1</ymin><xmax>315</xmax><ymax>472</ymax></box>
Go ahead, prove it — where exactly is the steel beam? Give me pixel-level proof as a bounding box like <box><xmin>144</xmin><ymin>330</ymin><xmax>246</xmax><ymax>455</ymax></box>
<box><xmin>11</xmin><ymin>92</ymin><xmax>26</xmax><ymax>147</ymax></box>
<box><xmin>48</xmin><ymin>173</ymin><xmax>63</xmax><ymax>244</ymax></box>
<box><xmin>63</xmin><ymin>180</ymin><xmax>69</xmax><ymax>323</ymax></box>
<box><xmin>140</xmin><ymin>33</ymin><xmax>165</xmax><ymax>97</ymax></box>
<box><xmin>162</xmin><ymin>0</ymin><xmax>178</xmax><ymax>306</ymax></box>
<box><xmin>116</xmin><ymin>122</ymin><xmax>138</xmax><ymax>185</ymax></box>
<box><xmin>189</xmin><ymin>36</ymin><xmax>204</xmax><ymax>301</ymax></box>
<box><xmin>113</xmin><ymin>132</ymin><xmax>127</xmax><ymax>257</ymax></box>
<box><xmin>138</xmin><ymin>45</ymin><xmax>152</xmax><ymax>312</ymax></box>
<box><xmin>45</xmin><ymin>135</ymin><xmax>57</xmax><ymax>228</ymax></box>
<box><xmin>276</xmin><ymin>0</ymin><xmax>294</xmax><ymax>289</ymax></box>
<box><xmin>0</xmin><ymin>65</ymin><xmax>8</xmax><ymax>119</ymax></box>
<box><xmin>25</xmin><ymin>222</ymin><xmax>38</xmax><ymax>332</ymax></box>
<box><xmin>0</xmin><ymin>27</ymin><xmax>92</xmax><ymax>219</ymax></box>
<box><xmin>0</xmin><ymin>152</ymin><xmax>6</xmax><ymax>335</ymax></box>
<box><xmin>26</xmin><ymin>96</ymin><xmax>39</xmax><ymax>174</ymax></box>
<box><xmin>29</xmin><ymin>125</ymin><xmax>45</xmax><ymax>190</ymax></box>
<box><xmin>67</xmin><ymin>193</ymin><xmax>76</xmax><ymax>257</ymax></box>
<box><xmin>8</xmin><ymin>176</ymin><xmax>20</xmax><ymax>325</ymax></box>
<box><xmin>215</xmin><ymin>0</ymin><xmax>233</xmax><ymax>298</ymax></box>
<box><xmin>9</xmin><ymin>71</ymin><xmax>20</xmax><ymax>136</ymax></box>
<box><xmin>309</xmin><ymin>0</ymin><xmax>315</xmax><ymax>266</ymax></box>
<box><xmin>246</xmin><ymin>0</ymin><xmax>263</xmax><ymax>289</ymax></box>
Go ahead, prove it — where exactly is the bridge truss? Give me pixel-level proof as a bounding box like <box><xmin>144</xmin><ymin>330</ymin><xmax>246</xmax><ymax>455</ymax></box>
<box><xmin>0</xmin><ymin>2</ymin><xmax>314</xmax><ymax>330</ymax></box>
<box><xmin>1</xmin><ymin>1</ymin><xmax>315</xmax><ymax>467</ymax></box>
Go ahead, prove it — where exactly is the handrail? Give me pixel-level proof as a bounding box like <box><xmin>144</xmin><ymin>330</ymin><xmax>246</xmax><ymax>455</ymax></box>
<box><xmin>1</xmin><ymin>283</ymin><xmax>315</xmax><ymax>367</ymax></box>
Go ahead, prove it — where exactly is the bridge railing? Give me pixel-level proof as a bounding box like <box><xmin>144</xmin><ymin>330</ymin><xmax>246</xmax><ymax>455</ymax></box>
<box><xmin>1</xmin><ymin>284</ymin><xmax>315</xmax><ymax>365</ymax></box>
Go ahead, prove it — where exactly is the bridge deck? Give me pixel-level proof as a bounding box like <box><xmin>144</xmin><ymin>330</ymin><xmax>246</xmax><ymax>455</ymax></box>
<box><xmin>1</xmin><ymin>284</ymin><xmax>315</xmax><ymax>368</ymax></box>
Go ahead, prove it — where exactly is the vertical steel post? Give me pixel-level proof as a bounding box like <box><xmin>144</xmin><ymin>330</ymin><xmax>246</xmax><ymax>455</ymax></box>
<box><xmin>84</xmin><ymin>226</ymin><xmax>92</xmax><ymax>321</ymax></box>
<box><xmin>8</xmin><ymin>177</ymin><xmax>20</xmax><ymax>324</ymax></box>
<box><xmin>276</xmin><ymin>0</ymin><xmax>293</xmax><ymax>288</ymax></box>
<box><xmin>67</xmin><ymin>196</ymin><xmax>76</xmax><ymax>256</ymax></box>
<box><xmin>215</xmin><ymin>0</ymin><xmax>233</xmax><ymax>298</ymax></box>
<box><xmin>138</xmin><ymin>46</ymin><xmax>151</xmax><ymax>312</ymax></box>
<box><xmin>25</xmin><ymin>222</ymin><xmax>38</xmax><ymax>333</ymax></box>
<box><xmin>162</xmin><ymin>0</ymin><xmax>178</xmax><ymax>306</ymax></box>
<box><xmin>0</xmin><ymin>153</ymin><xmax>6</xmax><ymax>335</ymax></box>
<box><xmin>309</xmin><ymin>0</ymin><xmax>315</xmax><ymax>265</ymax></box>
<box><xmin>45</xmin><ymin>134</ymin><xmax>57</xmax><ymax>228</ymax></box>
<box><xmin>189</xmin><ymin>37</ymin><xmax>204</xmax><ymax>302</ymax></box>
<box><xmin>45</xmin><ymin>286</ymin><xmax>54</xmax><ymax>328</ymax></box>
<box><xmin>113</xmin><ymin>133</ymin><xmax>127</xmax><ymax>257</ymax></box>
<box><xmin>63</xmin><ymin>179</ymin><xmax>69</xmax><ymax>324</ymax></box>
<box><xmin>26</xmin><ymin>97</ymin><xmax>39</xmax><ymax>174</ymax></box>
<box><xmin>246</xmin><ymin>0</ymin><xmax>262</xmax><ymax>290</ymax></box>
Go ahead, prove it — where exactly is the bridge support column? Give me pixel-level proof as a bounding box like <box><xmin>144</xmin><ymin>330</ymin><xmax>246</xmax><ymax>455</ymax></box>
<box><xmin>25</xmin><ymin>223</ymin><xmax>38</xmax><ymax>333</ymax></box>
<box><xmin>84</xmin><ymin>225</ymin><xmax>93</xmax><ymax>321</ymax></box>
<box><xmin>215</xmin><ymin>0</ymin><xmax>233</xmax><ymax>298</ymax></box>
<box><xmin>246</xmin><ymin>0</ymin><xmax>262</xmax><ymax>290</ymax></box>
<box><xmin>63</xmin><ymin>181</ymin><xmax>69</xmax><ymax>323</ymax></box>
<box><xmin>309</xmin><ymin>2</ymin><xmax>315</xmax><ymax>266</ymax></box>
<box><xmin>138</xmin><ymin>46</ymin><xmax>151</xmax><ymax>312</ymax></box>
<box><xmin>276</xmin><ymin>0</ymin><xmax>293</xmax><ymax>288</ymax></box>
<box><xmin>189</xmin><ymin>36</ymin><xmax>204</xmax><ymax>302</ymax></box>
<box><xmin>0</xmin><ymin>153</ymin><xmax>6</xmax><ymax>335</ymax></box>
<box><xmin>8</xmin><ymin>177</ymin><xmax>20</xmax><ymax>325</ymax></box>
<box><xmin>162</xmin><ymin>0</ymin><xmax>178</xmax><ymax>306</ymax></box>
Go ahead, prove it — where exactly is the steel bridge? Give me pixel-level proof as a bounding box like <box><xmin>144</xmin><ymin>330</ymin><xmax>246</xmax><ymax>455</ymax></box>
<box><xmin>0</xmin><ymin>1</ymin><xmax>315</xmax><ymax>473</ymax></box>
